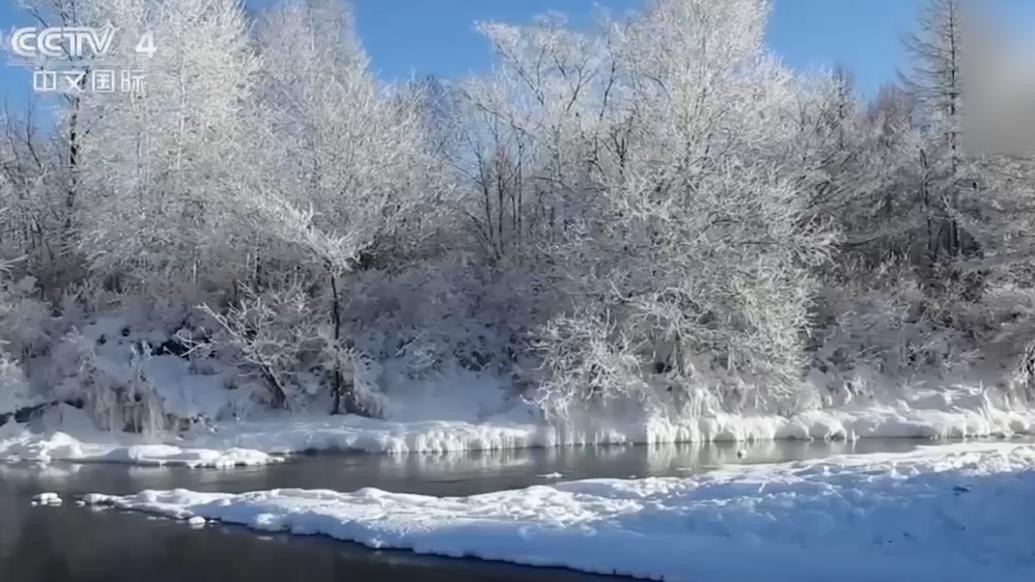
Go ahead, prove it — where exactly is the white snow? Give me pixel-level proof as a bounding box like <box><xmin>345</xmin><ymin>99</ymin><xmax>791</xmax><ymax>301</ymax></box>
<box><xmin>193</xmin><ymin>385</ymin><xmax>1035</xmax><ymax>457</ymax></box>
<box><xmin>31</xmin><ymin>492</ymin><xmax>62</xmax><ymax>506</ymax></box>
<box><xmin>83</xmin><ymin>442</ymin><xmax>1035</xmax><ymax>582</ymax></box>
<box><xmin>46</xmin><ymin>314</ymin><xmax>248</xmax><ymax>421</ymax></box>
<box><xmin>136</xmin><ymin>355</ymin><xmax>239</xmax><ymax>421</ymax></box>
<box><xmin>0</xmin><ymin>409</ymin><xmax>277</xmax><ymax>468</ymax></box>
<box><xmin>0</xmin><ymin>432</ymin><xmax>276</xmax><ymax>468</ymax></box>
<box><xmin>3</xmin><ymin>385</ymin><xmax>1035</xmax><ymax>467</ymax></box>
<box><xmin>6</xmin><ymin>304</ymin><xmax>1033</xmax><ymax>469</ymax></box>
<box><xmin>376</xmin><ymin>364</ymin><xmax>520</xmax><ymax>423</ymax></box>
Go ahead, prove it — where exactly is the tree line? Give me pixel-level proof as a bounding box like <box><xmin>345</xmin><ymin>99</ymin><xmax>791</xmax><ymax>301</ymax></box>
<box><xmin>1</xmin><ymin>0</ymin><xmax>1033</xmax><ymax>425</ymax></box>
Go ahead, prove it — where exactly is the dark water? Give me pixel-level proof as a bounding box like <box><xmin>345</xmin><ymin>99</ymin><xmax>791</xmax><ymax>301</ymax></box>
<box><xmin>0</xmin><ymin>439</ymin><xmax>931</xmax><ymax>582</ymax></box>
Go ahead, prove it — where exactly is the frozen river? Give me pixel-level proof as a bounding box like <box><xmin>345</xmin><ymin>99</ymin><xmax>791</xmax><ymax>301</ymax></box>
<box><xmin>0</xmin><ymin>439</ymin><xmax>931</xmax><ymax>582</ymax></box>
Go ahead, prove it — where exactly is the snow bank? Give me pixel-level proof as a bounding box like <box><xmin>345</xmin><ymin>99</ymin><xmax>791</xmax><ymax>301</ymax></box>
<box><xmin>50</xmin><ymin>314</ymin><xmax>240</xmax><ymax>420</ymax></box>
<box><xmin>0</xmin><ymin>410</ymin><xmax>276</xmax><ymax>468</ymax></box>
<box><xmin>184</xmin><ymin>398</ymin><xmax>1035</xmax><ymax>455</ymax></box>
<box><xmin>31</xmin><ymin>492</ymin><xmax>62</xmax><ymax>506</ymax></box>
<box><xmin>639</xmin><ymin>399</ymin><xmax>1035</xmax><ymax>443</ymax></box>
<box><xmin>0</xmin><ymin>431</ymin><xmax>275</xmax><ymax>468</ymax></box>
<box><xmin>84</xmin><ymin>443</ymin><xmax>1035</xmax><ymax>582</ymax></box>
<box><xmin>3</xmin><ymin>384</ymin><xmax>1035</xmax><ymax>467</ymax></box>
<box><xmin>185</xmin><ymin>414</ymin><xmax>544</xmax><ymax>455</ymax></box>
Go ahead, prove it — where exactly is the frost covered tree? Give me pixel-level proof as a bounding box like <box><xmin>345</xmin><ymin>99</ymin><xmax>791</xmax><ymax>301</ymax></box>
<box><xmin>586</xmin><ymin>0</ymin><xmax>832</xmax><ymax>413</ymax></box>
<box><xmin>464</xmin><ymin>0</ymin><xmax>835</xmax><ymax>419</ymax></box>
<box><xmin>72</xmin><ymin>0</ymin><xmax>261</xmax><ymax>290</ymax></box>
<box><xmin>251</xmin><ymin>0</ymin><xmax>427</xmax><ymax>274</ymax></box>
<box><xmin>901</xmin><ymin>0</ymin><xmax>985</xmax><ymax>291</ymax></box>
<box><xmin>804</xmin><ymin>0</ymin><xmax>1035</xmax><ymax>398</ymax></box>
<box><xmin>452</xmin><ymin>13</ymin><xmax>609</xmax><ymax>266</ymax></box>
<box><xmin>5</xmin><ymin>0</ymin><xmax>1035</xmax><ymax>431</ymax></box>
<box><xmin>893</xmin><ymin>0</ymin><xmax>1035</xmax><ymax>300</ymax></box>
<box><xmin>231</xmin><ymin>0</ymin><xmax>429</xmax><ymax>414</ymax></box>
<box><xmin>0</xmin><ymin>249</ymin><xmax>48</xmax><ymax>418</ymax></box>
<box><xmin>0</xmin><ymin>31</ymin><xmax>86</xmax><ymax>296</ymax></box>
<box><xmin>8</xmin><ymin>1</ymin><xmax>93</xmax><ymax>289</ymax></box>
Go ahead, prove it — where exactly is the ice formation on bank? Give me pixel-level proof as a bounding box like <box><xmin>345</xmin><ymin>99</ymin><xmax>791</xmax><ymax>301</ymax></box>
<box><xmin>0</xmin><ymin>413</ymin><xmax>277</xmax><ymax>468</ymax></box>
<box><xmin>3</xmin><ymin>375</ymin><xmax>1035</xmax><ymax>467</ymax></box>
<box><xmin>84</xmin><ymin>443</ymin><xmax>1035</xmax><ymax>582</ymax></box>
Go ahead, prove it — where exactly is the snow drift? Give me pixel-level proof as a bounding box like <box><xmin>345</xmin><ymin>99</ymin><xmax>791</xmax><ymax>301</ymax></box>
<box><xmin>4</xmin><ymin>387</ymin><xmax>1035</xmax><ymax>466</ymax></box>
<box><xmin>83</xmin><ymin>443</ymin><xmax>1035</xmax><ymax>582</ymax></box>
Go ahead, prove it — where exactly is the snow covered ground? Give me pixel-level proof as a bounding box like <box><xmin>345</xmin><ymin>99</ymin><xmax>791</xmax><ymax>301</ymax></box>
<box><xmin>3</xmin><ymin>385</ymin><xmax>1035</xmax><ymax>466</ymax></box>
<box><xmin>6</xmin><ymin>305</ymin><xmax>1034</xmax><ymax>467</ymax></box>
<box><xmin>82</xmin><ymin>442</ymin><xmax>1035</xmax><ymax>582</ymax></box>
<box><xmin>0</xmin><ymin>426</ymin><xmax>277</xmax><ymax>468</ymax></box>
<box><xmin>0</xmin><ymin>407</ymin><xmax>277</xmax><ymax>468</ymax></box>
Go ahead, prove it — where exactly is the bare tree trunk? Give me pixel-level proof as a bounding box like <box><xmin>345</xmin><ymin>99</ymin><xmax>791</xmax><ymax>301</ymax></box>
<box><xmin>66</xmin><ymin>92</ymin><xmax>80</xmax><ymax>238</ymax></box>
<box><xmin>329</xmin><ymin>267</ymin><xmax>344</xmax><ymax>415</ymax></box>
<box><xmin>328</xmin><ymin>267</ymin><xmax>366</xmax><ymax>416</ymax></box>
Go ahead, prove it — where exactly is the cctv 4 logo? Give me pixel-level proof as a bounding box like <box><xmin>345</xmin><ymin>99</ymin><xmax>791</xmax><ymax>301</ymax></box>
<box><xmin>6</xmin><ymin>25</ymin><xmax>156</xmax><ymax>60</ymax></box>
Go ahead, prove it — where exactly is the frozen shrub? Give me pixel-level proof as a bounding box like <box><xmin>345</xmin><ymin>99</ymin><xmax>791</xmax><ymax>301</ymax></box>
<box><xmin>200</xmin><ymin>283</ymin><xmax>326</xmax><ymax>411</ymax></box>
<box><xmin>0</xmin><ymin>350</ymin><xmax>29</xmax><ymax>417</ymax></box>
<box><xmin>0</xmin><ymin>258</ymin><xmax>47</xmax><ymax>417</ymax></box>
<box><xmin>0</xmin><ymin>263</ymin><xmax>52</xmax><ymax>362</ymax></box>
<box><xmin>530</xmin><ymin>311</ymin><xmax>651</xmax><ymax>421</ymax></box>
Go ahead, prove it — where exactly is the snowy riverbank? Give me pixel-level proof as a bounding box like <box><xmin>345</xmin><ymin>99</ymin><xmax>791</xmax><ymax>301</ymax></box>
<box><xmin>82</xmin><ymin>442</ymin><xmax>1035</xmax><ymax>582</ymax></box>
<box><xmin>3</xmin><ymin>386</ymin><xmax>1035</xmax><ymax>467</ymax></box>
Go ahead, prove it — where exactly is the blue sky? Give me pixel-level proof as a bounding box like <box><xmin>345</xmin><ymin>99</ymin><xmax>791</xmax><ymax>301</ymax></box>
<box><xmin>2</xmin><ymin>0</ymin><xmax>1035</xmax><ymax>111</ymax></box>
<box><xmin>345</xmin><ymin>0</ymin><xmax>917</xmax><ymax>93</ymax></box>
